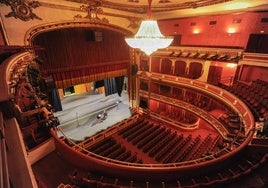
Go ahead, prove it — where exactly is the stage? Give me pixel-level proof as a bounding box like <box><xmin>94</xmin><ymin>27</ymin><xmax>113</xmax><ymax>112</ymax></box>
<box><xmin>54</xmin><ymin>92</ymin><xmax>132</xmax><ymax>141</ymax></box>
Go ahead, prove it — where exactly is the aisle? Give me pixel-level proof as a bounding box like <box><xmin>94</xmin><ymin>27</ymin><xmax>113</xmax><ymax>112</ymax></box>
<box><xmin>55</xmin><ymin>92</ymin><xmax>131</xmax><ymax>141</ymax></box>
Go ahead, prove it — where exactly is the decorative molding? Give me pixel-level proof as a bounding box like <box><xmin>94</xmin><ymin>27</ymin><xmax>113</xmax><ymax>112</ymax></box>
<box><xmin>126</xmin><ymin>17</ymin><xmax>140</xmax><ymax>29</ymax></box>
<box><xmin>24</xmin><ymin>20</ymin><xmax>132</xmax><ymax>45</ymax></box>
<box><xmin>38</xmin><ymin>1</ymin><xmax>141</xmax><ymax>30</ymax></box>
<box><xmin>0</xmin><ymin>0</ymin><xmax>42</xmax><ymax>21</ymax></box>
<box><xmin>66</xmin><ymin>0</ymin><xmax>233</xmax><ymax>14</ymax></box>
<box><xmin>74</xmin><ymin>2</ymin><xmax>109</xmax><ymax>24</ymax></box>
<box><xmin>154</xmin><ymin>46</ymin><xmax>244</xmax><ymax>63</ymax></box>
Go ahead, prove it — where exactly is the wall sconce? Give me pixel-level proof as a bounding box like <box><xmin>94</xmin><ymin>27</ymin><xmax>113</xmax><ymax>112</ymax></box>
<box><xmin>226</xmin><ymin>63</ymin><xmax>237</xmax><ymax>68</ymax></box>
<box><xmin>193</xmin><ymin>28</ymin><xmax>200</xmax><ymax>34</ymax></box>
<box><xmin>227</xmin><ymin>27</ymin><xmax>236</xmax><ymax>35</ymax></box>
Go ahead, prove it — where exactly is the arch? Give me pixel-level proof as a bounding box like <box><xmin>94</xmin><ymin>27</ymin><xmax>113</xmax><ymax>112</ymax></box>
<box><xmin>174</xmin><ymin>60</ymin><xmax>186</xmax><ymax>77</ymax></box>
<box><xmin>24</xmin><ymin>20</ymin><xmax>132</xmax><ymax>46</ymax></box>
<box><xmin>23</xmin><ymin>21</ymin><xmax>132</xmax><ymax>88</ymax></box>
<box><xmin>189</xmin><ymin>61</ymin><xmax>203</xmax><ymax>79</ymax></box>
<box><xmin>160</xmin><ymin>58</ymin><xmax>172</xmax><ymax>74</ymax></box>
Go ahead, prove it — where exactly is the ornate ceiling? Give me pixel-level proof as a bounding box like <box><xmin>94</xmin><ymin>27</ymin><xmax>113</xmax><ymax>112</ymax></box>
<box><xmin>65</xmin><ymin>0</ymin><xmax>268</xmax><ymax>19</ymax></box>
<box><xmin>67</xmin><ymin>0</ymin><xmax>234</xmax><ymax>14</ymax></box>
<box><xmin>0</xmin><ymin>0</ymin><xmax>267</xmax><ymax>22</ymax></box>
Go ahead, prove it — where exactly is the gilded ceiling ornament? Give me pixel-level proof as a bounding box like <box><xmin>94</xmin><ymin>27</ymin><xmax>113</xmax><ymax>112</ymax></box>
<box><xmin>66</xmin><ymin>0</ymin><xmax>233</xmax><ymax>14</ymax></box>
<box><xmin>74</xmin><ymin>2</ymin><xmax>109</xmax><ymax>23</ymax></box>
<box><xmin>0</xmin><ymin>0</ymin><xmax>42</xmax><ymax>21</ymax></box>
<box><xmin>126</xmin><ymin>17</ymin><xmax>140</xmax><ymax>29</ymax></box>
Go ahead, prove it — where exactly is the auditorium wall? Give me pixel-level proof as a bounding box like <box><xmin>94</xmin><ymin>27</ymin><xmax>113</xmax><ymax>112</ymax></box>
<box><xmin>159</xmin><ymin>12</ymin><xmax>268</xmax><ymax>48</ymax></box>
<box><xmin>239</xmin><ymin>65</ymin><xmax>268</xmax><ymax>82</ymax></box>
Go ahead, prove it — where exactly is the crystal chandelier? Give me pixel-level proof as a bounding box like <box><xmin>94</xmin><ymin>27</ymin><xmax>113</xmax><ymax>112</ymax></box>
<box><xmin>125</xmin><ymin>0</ymin><xmax>173</xmax><ymax>56</ymax></box>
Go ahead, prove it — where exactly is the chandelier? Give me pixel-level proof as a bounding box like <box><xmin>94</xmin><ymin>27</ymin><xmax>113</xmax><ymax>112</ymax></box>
<box><xmin>125</xmin><ymin>0</ymin><xmax>173</xmax><ymax>56</ymax></box>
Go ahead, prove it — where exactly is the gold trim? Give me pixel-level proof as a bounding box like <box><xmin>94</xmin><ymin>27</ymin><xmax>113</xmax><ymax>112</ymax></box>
<box><xmin>24</xmin><ymin>20</ymin><xmax>132</xmax><ymax>46</ymax></box>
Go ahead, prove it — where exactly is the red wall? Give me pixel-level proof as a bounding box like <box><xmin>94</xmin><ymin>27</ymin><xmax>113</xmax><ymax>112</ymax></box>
<box><xmin>240</xmin><ymin>65</ymin><xmax>268</xmax><ymax>82</ymax></box>
<box><xmin>159</xmin><ymin>12</ymin><xmax>268</xmax><ymax>48</ymax></box>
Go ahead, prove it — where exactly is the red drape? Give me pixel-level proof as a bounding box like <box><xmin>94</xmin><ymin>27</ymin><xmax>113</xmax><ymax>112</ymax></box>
<box><xmin>33</xmin><ymin>27</ymin><xmax>130</xmax><ymax>88</ymax></box>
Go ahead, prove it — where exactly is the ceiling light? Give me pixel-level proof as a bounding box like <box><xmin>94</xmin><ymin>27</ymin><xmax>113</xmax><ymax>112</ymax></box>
<box><xmin>125</xmin><ymin>0</ymin><xmax>173</xmax><ymax>56</ymax></box>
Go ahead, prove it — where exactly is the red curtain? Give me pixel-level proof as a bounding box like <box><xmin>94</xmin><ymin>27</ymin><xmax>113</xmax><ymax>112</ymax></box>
<box><xmin>174</xmin><ymin>60</ymin><xmax>186</xmax><ymax>76</ymax></box>
<box><xmin>33</xmin><ymin>27</ymin><xmax>130</xmax><ymax>88</ymax></box>
<box><xmin>188</xmin><ymin>62</ymin><xmax>203</xmax><ymax>79</ymax></box>
<box><xmin>161</xmin><ymin>58</ymin><xmax>172</xmax><ymax>75</ymax></box>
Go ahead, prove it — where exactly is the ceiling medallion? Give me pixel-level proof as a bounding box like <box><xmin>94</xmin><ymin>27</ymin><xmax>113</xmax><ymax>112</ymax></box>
<box><xmin>1</xmin><ymin>0</ymin><xmax>42</xmax><ymax>21</ymax></box>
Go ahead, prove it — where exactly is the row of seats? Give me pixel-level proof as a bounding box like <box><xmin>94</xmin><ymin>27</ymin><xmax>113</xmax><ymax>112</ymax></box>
<box><xmin>87</xmin><ymin>137</ymin><xmax>142</xmax><ymax>164</ymax></box>
<box><xmin>117</xmin><ymin>118</ymin><xmax>224</xmax><ymax>164</ymax></box>
<box><xmin>142</xmin><ymin>128</ymin><xmax>171</xmax><ymax>153</ymax></box>
<box><xmin>136</xmin><ymin>126</ymin><xmax>165</xmax><ymax>149</ymax></box>
<box><xmin>175</xmin><ymin>135</ymin><xmax>201</xmax><ymax>162</ymax></box>
<box><xmin>153</xmin><ymin>132</ymin><xmax>221</xmax><ymax>163</ymax></box>
<box><xmin>220</xmin><ymin>80</ymin><xmax>268</xmax><ymax>120</ymax></box>
<box><xmin>177</xmin><ymin>151</ymin><xmax>268</xmax><ymax>188</ymax></box>
<box><xmin>118</xmin><ymin>118</ymin><xmax>148</xmax><ymax>139</ymax></box>
<box><xmin>148</xmin><ymin>132</ymin><xmax>177</xmax><ymax>158</ymax></box>
<box><xmin>162</xmin><ymin>134</ymin><xmax>192</xmax><ymax>163</ymax></box>
<box><xmin>61</xmin><ymin>115</ymin><xmax>268</xmax><ymax>188</ymax></box>
<box><xmin>189</xmin><ymin>134</ymin><xmax>212</xmax><ymax>160</ymax></box>
<box><xmin>218</xmin><ymin>113</ymin><xmax>243</xmax><ymax>134</ymax></box>
<box><xmin>127</xmin><ymin>123</ymin><xmax>156</xmax><ymax>144</ymax></box>
<box><xmin>155</xmin><ymin>133</ymin><xmax>183</xmax><ymax>162</ymax></box>
<box><xmin>66</xmin><ymin>150</ymin><xmax>268</xmax><ymax>188</ymax></box>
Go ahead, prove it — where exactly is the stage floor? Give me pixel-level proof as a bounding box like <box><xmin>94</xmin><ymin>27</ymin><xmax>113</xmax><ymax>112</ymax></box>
<box><xmin>55</xmin><ymin>91</ymin><xmax>131</xmax><ymax>141</ymax></box>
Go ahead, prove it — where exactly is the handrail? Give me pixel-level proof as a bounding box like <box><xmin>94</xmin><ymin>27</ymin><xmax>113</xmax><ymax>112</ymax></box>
<box><xmin>54</xmin><ymin>121</ymin><xmax>234</xmax><ymax>169</ymax></box>
<box><xmin>71</xmin><ymin>113</ymin><xmax>140</xmax><ymax>149</ymax></box>
<box><xmin>146</xmin><ymin>72</ymin><xmax>255</xmax><ymax>136</ymax></box>
<box><xmin>0</xmin><ymin>112</ymin><xmax>10</xmax><ymax>188</ymax></box>
<box><xmin>149</xmin><ymin>92</ymin><xmax>229</xmax><ymax>139</ymax></box>
<box><xmin>150</xmin><ymin>111</ymin><xmax>199</xmax><ymax>130</ymax></box>
<box><xmin>52</xmin><ymin>73</ymin><xmax>256</xmax><ymax>169</ymax></box>
<box><xmin>51</xmin><ymin>76</ymin><xmax>255</xmax><ymax>179</ymax></box>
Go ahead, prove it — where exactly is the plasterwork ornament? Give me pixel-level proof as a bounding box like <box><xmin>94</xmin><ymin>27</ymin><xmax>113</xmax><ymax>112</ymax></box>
<box><xmin>0</xmin><ymin>0</ymin><xmax>42</xmax><ymax>21</ymax></box>
<box><xmin>74</xmin><ymin>1</ymin><xmax>109</xmax><ymax>24</ymax></box>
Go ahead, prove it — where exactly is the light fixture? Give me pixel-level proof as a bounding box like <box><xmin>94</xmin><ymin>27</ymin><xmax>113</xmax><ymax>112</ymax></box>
<box><xmin>227</xmin><ymin>27</ymin><xmax>236</xmax><ymax>34</ymax></box>
<box><xmin>125</xmin><ymin>0</ymin><xmax>173</xmax><ymax>56</ymax></box>
<box><xmin>226</xmin><ymin>63</ymin><xmax>237</xmax><ymax>68</ymax></box>
<box><xmin>193</xmin><ymin>28</ymin><xmax>200</xmax><ymax>34</ymax></box>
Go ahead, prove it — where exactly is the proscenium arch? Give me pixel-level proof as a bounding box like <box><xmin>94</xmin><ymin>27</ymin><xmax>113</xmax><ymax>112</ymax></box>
<box><xmin>23</xmin><ymin>20</ymin><xmax>133</xmax><ymax>88</ymax></box>
<box><xmin>24</xmin><ymin>20</ymin><xmax>133</xmax><ymax>46</ymax></box>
